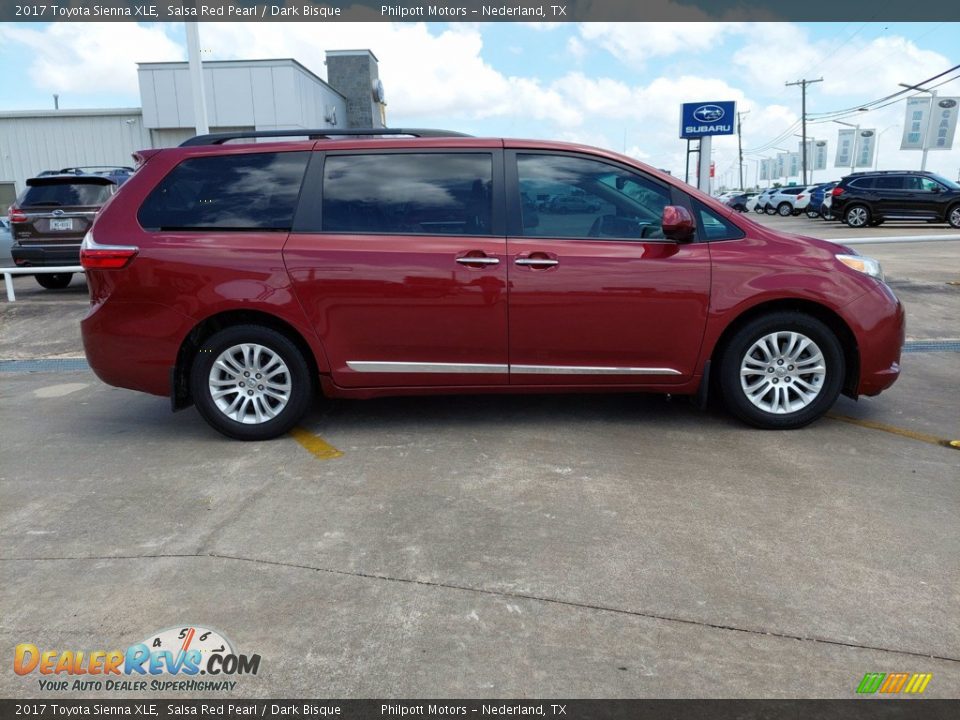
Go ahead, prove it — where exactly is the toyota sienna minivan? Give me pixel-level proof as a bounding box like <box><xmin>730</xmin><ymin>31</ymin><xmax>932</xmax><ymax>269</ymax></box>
<box><xmin>80</xmin><ymin>129</ymin><xmax>904</xmax><ymax>440</ymax></box>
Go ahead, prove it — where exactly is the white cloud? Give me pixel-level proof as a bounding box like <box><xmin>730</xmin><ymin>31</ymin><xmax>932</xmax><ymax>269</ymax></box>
<box><xmin>0</xmin><ymin>22</ymin><xmax>182</xmax><ymax>95</ymax></box>
<box><xmin>578</xmin><ymin>22</ymin><xmax>744</xmax><ymax>67</ymax></box>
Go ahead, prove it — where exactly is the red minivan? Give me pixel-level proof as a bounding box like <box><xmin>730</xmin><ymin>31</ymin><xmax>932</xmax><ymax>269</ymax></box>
<box><xmin>80</xmin><ymin>129</ymin><xmax>904</xmax><ymax>440</ymax></box>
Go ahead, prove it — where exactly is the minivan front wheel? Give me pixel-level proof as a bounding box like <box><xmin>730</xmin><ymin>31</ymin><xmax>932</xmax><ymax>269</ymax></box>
<box><xmin>845</xmin><ymin>205</ymin><xmax>871</xmax><ymax>227</ymax></box>
<box><xmin>718</xmin><ymin>312</ymin><xmax>844</xmax><ymax>430</ymax></box>
<box><xmin>35</xmin><ymin>273</ymin><xmax>73</xmax><ymax>289</ymax></box>
<box><xmin>190</xmin><ymin>325</ymin><xmax>313</xmax><ymax>440</ymax></box>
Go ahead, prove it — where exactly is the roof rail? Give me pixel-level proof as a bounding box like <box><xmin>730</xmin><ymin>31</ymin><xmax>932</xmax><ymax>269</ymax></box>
<box><xmin>179</xmin><ymin>128</ymin><xmax>472</xmax><ymax>147</ymax></box>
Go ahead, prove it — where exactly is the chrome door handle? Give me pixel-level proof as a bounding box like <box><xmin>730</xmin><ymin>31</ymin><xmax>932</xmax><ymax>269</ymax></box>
<box><xmin>515</xmin><ymin>258</ymin><xmax>559</xmax><ymax>266</ymax></box>
<box><xmin>456</xmin><ymin>257</ymin><xmax>500</xmax><ymax>265</ymax></box>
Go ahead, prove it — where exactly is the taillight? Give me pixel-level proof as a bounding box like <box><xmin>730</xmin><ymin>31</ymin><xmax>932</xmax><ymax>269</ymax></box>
<box><xmin>797</xmin><ymin>195</ymin><xmax>805</xmax><ymax>201</ymax></box>
<box><xmin>831</xmin><ymin>187</ymin><xmax>845</xmax><ymax>197</ymax></box>
<box><xmin>8</xmin><ymin>206</ymin><xmax>27</xmax><ymax>224</ymax></box>
<box><xmin>80</xmin><ymin>232</ymin><xmax>138</xmax><ymax>270</ymax></box>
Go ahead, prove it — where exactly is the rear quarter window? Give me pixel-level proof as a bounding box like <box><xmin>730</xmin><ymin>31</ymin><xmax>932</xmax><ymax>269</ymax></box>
<box><xmin>137</xmin><ymin>151</ymin><xmax>310</xmax><ymax>231</ymax></box>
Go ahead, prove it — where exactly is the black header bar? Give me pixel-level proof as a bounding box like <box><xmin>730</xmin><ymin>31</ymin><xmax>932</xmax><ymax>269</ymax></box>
<box><xmin>2</xmin><ymin>0</ymin><xmax>959</xmax><ymax>22</ymax></box>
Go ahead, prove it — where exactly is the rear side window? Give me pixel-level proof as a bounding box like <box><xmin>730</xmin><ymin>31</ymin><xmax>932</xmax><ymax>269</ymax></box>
<box><xmin>848</xmin><ymin>177</ymin><xmax>875</xmax><ymax>189</ymax></box>
<box><xmin>874</xmin><ymin>176</ymin><xmax>904</xmax><ymax>190</ymax></box>
<box><xmin>320</xmin><ymin>153</ymin><xmax>493</xmax><ymax>235</ymax></box>
<box><xmin>22</xmin><ymin>182</ymin><xmax>113</xmax><ymax>207</ymax></box>
<box><xmin>138</xmin><ymin>152</ymin><xmax>309</xmax><ymax>231</ymax></box>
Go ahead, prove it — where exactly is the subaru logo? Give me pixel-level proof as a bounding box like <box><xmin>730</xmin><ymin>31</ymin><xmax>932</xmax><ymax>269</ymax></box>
<box><xmin>52</xmin><ymin>209</ymin><xmax>64</xmax><ymax>216</ymax></box>
<box><xmin>860</xmin><ymin>130</ymin><xmax>874</xmax><ymax>137</ymax></box>
<box><xmin>939</xmin><ymin>99</ymin><xmax>957</xmax><ymax>109</ymax></box>
<box><xmin>693</xmin><ymin>105</ymin><xmax>725</xmax><ymax>123</ymax></box>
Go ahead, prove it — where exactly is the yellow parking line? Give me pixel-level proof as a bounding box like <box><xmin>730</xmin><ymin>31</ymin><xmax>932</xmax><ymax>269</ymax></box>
<box><xmin>289</xmin><ymin>427</ymin><xmax>344</xmax><ymax>460</ymax></box>
<box><xmin>827</xmin><ymin>413</ymin><xmax>959</xmax><ymax>450</ymax></box>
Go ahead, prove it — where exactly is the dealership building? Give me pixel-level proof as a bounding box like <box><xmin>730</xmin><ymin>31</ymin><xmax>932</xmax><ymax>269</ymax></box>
<box><xmin>0</xmin><ymin>49</ymin><xmax>386</xmax><ymax>209</ymax></box>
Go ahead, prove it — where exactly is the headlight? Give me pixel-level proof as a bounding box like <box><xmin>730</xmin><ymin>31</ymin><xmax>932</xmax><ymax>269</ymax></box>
<box><xmin>837</xmin><ymin>253</ymin><xmax>884</xmax><ymax>282</ymax></box>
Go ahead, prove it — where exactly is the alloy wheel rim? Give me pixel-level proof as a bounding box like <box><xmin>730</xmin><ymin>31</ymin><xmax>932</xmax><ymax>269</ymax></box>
<box><xmin>951</xmin><ymin>207</ymin><xmax>960</xmax><ymax>226</ymax></box>
<box><xmin>848</xmin><ymin>207</ymin><xmax>867</xmax><ymax>226</ymax></box>
<box><xmin>740</xmin><ymin>331</ymin><xmax>826</xmax><ymax>415</ymax></box>
<box><xmin>208</xmin><ymin>343</ymin><xmax>291</xmax><ymax>424</ymax></box>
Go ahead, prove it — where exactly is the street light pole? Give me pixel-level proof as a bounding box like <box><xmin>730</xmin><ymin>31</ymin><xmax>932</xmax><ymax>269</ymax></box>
<box><xmin>874</xmin><ymin>124</ymin><xmax>901</xmax><ymax>170</ymax></box>
<box><xmin>737</xmin><ymin>109</ymin><xmax>750</xmax><ymax>190</ymax></box>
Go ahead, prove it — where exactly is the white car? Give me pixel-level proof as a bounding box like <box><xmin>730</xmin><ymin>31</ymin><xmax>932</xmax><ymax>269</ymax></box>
<box><xmin>792</xmin><ymin>185</ymin><xmax>820</xmax><ymax>214</ymax></box>
<box><xmin>766</xmin><ymin>186</ymin><xmax>809</xmax><ymax>216</ymax></box>
<box><xmin>752</xmin><ymin>188</ymin><xmax>779</xmax><ymax>213</ymax></box>
<box><xmin>0</xmin><ymin>218</ymin><xmax>13</xmax><ymax>267</ymax></box>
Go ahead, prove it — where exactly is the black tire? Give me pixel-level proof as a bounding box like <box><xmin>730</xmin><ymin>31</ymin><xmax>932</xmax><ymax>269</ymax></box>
<box><xmin>777</xmin><ymin>202</ymin><xmax>792</xmax><ymax>217</ymax></box>
<box><xmin>947</xmin><ymin>204</ymin><xmax>960</xmax><ymax>229</ymax></box>
<box><xmin>35</xmin><ymin>273</ymin><xmax>73</xmax><ymax>289</ymax></box>
<box><xmin>805</xmin><ymin>208</ymin><xmax>820</xmax><ymax>219</ymax></box>
<box><xmin>190</xmin><ymin>324</ymin><xmax>314</xmax><ymax>441</ymax></box>
<box><xmin>844</xmin><ymin>204</ymin><xmax>871</xmax><ymax>228</ymax></box>
<box><xmin>764</xmin><ymin>205</ymin><xmax>776</xmax><ymax>215</ymax></box>
<box><xmin>718</xmin><ymin>312</ymin><xmax>844</xmax><ymax>430</ymax></box>
<box><xmin>754</xmin><ymin>205</ymin><xmax>764</xmax><ymax>214</ymax></box>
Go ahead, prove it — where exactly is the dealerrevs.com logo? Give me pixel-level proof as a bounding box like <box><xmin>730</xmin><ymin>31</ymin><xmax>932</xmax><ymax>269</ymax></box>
<box><xmin>14</xmin><ymin>626</ymin><xmax>260</xmax><ymax>693</ymax></box>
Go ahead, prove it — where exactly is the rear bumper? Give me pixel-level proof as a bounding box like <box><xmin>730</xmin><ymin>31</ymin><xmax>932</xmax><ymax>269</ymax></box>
<box><xmin>12</xmin><ymin>244</ymin><xmax>80</xmax><ymax>266</ymax></box>
<box><xmin>81</xmin><ymin>299</ymin><xmax>195</xmax><ymax>397</ymax></box>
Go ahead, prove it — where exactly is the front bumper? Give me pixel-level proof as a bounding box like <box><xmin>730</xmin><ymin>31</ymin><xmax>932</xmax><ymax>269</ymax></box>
<box><xmin>844</xmin><ymin>282</ymin><xmax>905</xmax><ymax>397</ymax></box>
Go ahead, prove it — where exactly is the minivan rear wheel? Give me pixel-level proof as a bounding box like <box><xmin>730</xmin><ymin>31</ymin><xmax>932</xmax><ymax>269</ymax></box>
<box><xmin>190</xmin><ymin>325</ymin><xmax>313</xmax><ymax>441</ymax></box>
<box><xmin>35</xmin><ymin>273</ymin><xmax>73</xmax><ymax>289</ymax></box>
<box><xmin>718</xmin><ymin>312</ymin><xmax>844</xmax><ymax>430</ymax></box>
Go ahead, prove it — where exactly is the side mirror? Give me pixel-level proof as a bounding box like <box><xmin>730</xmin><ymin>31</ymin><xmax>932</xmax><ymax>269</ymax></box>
<box><xmin>661</xmin><ymin>205</ymin><xmax>695</xmax><ymax>242</ymax></box>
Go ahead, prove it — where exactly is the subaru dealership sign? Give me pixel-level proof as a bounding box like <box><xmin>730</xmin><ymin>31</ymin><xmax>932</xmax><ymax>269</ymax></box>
<box><xmin>680</xmin><ymin>101</ymin><xmax>737</xmax><ymax>139</ymax></box>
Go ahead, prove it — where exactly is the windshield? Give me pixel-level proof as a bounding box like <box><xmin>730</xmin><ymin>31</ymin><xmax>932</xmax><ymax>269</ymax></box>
<box><xmin>930</xmin><ymin>174</ymin><xmax>960</xmax><ymax>190</ymax></box>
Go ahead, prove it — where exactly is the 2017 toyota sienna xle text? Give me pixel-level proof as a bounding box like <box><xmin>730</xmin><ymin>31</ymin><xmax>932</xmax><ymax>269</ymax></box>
<box><xmin>79</xmin><ymin>129</ymin><xmax>905</xmax><ymax>440</ymax></box>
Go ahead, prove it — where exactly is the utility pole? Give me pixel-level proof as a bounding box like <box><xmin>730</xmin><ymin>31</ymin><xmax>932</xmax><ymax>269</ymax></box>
<box><xmin>786</xmin><ymin>77</ymin><xmax>823</xmax><ymax>185</ymax></box>
<box><xmin>737</xmin><ymin>109</ymin><xmax>750</xmax><ymax>190</ymax></box>
<box><xmin>186</xmin><ymin>22</ymin><xmax>209</xmax><ymax>136</ymax></box>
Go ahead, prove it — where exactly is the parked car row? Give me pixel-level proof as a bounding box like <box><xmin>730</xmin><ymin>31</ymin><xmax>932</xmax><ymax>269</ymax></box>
<box><xmin>724</xmin><ymin>170</ymin><xmax>960</xmax><ymax>228</ymax></box>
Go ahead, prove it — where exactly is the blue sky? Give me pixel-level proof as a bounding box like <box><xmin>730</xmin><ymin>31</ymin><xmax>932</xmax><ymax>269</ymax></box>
<box><xmin>1</xmin><ymin>21</ymin><xmax>958</xmax><ymax>184</ymax></box>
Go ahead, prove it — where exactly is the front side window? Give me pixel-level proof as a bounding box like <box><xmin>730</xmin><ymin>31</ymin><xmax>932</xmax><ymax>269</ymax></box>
<box><xmin>138</xmin><ymin>152</ymin><xmax>310</xmax><ymax>231</ymax></box>
<box><xmin>321</xmin><ymin>153</ymin><xmax>493</xmax><ymax>235</ymax></box>
<box><xmin>695</xmin><ymin>202</ymin><xmax>746</xmax><ymax>242</ymax></box>
<box><xmin>909</xmin><ymin>176</ymin><xmax>943</xmax><ymax>192</ymax></box>
<box><xmin>516</xmin><ymin>154</ymin><xmax>670</xmax><ymax>240</ymax></box>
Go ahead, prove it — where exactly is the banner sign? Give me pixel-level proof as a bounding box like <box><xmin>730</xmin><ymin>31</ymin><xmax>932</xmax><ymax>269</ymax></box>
<box><xmin>901</xmin><ymin>97</ymin><xmax>930</xmax><ymax>150</ymax></box>
<box><xmin>759</xmin><ymin>159</ymin><xmax>769</xmax><ymax>181</ymax></box>
<box><xmin>679</xmin><ymin>101</ymin><xmax>736</xmax><ymax>139</ymax></box>
<box><xmin>814</xmin><ymin>140</ymin><xmax>828</xmax><ymax>170</ymax></box>
<box><xmin>775</xmin><ymin>153</ymin><xmax>788</xmax><ymax>178</ymax></box>
<box><xmin>854</xmin><ymin>129</ymin><xmax>876</xmax><ymax>168</ymax></box>
<box><xmin>788</xmin><ymin>152</ymin><xmax>800</xmax><ymax>177</ymax></box>
<box><xmin>835</xmin><ymin>129</ymin><xmax>855</xmax><ymax>167</ymax></box>
<box><xmin>928</xmin><ymin>97</ymin><xmax>959</xmax><ymax>150</ymax></box>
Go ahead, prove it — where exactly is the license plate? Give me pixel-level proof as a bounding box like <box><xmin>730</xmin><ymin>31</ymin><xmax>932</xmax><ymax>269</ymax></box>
<box><xmin>50</xmin><ymin>219</ymin><xmax>74</xmax><ymax>231</ymax></box>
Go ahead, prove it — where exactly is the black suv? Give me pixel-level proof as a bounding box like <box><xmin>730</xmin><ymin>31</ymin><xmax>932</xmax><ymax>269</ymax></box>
<box><xmin>8</xmin><ymin>167</ymin><xmax>133</xmax><ymax>288</ymax></box>
<box><xmin>830</xmin><ymin>170</ymin><xmax>960</xmax><ymax>228</ymax></box>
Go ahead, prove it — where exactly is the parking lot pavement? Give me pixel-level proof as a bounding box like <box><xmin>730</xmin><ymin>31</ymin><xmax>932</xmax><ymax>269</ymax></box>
<box><xmin>1</xmin><ymin>231</ymin><xmax>958</xmax><ymax>698</ymax></box>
